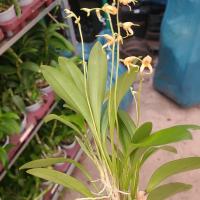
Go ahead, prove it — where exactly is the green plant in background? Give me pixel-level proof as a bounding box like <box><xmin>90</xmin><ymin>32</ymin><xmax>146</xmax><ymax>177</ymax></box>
<box><xmin>0</xmin><ymin>138</ymin><xmax>44</xmax><ymax>200</ymax></box>
<box><xmin>0</xmin><ymin>109</ymin><xmax>20</xmax><ymax>167</ymax></box>
<box><xmin>35</xmin><ymin>101</ymin><xmax>85</xmax><ymax>157</ymax></box>
<box><xmin>20</xmin><ymin>20</ymin><xmax>75</xmax><ymax>65</ymax></box>
<box><xmin>0</xmin><ymin>48</ymin><xmax>41</xmax><ymax>106</ymax></box>
<box><xmin>21</xmin><ymin>1</ymin><xmax>200</xmax><ymax>200</ymax></box>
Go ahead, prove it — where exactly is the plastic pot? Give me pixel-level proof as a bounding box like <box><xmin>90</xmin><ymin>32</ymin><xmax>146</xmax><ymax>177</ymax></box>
<box><xmin>61</xmin><ymin>140</ymin><xmax>76</xmax><ymax>150</ymax></box>
<box><xmin>0</xmin><ymin>5</ymin><xmax>16</xmax><ymax>24</ymax></box>
<box><xmin>40</xmin><ymin>86</ymin><xmax>53</xmax><ymax>94</ymax></box>
<box><xmin>20</xmin><ymin>113</ymin><xmax>27</xmax><ymax>133</ymax></box>
<box><xmin>52</xmin><ymin>146</ymin><xmax>67</xmax><ymax>167</ymax></box>
<box><xmin>25</xmin><ymin>100</ymin><xmax>43</xmax><ymax>113</ymax></box>
<box><xmin>19</xmin><ymin>0</ymin><xmax>34</xmax><ymax>7</ymax></box>
<box><xmin>0</xmin><ymin>136</ymin><xmax>10</xmax><ymax>148</ymax></box>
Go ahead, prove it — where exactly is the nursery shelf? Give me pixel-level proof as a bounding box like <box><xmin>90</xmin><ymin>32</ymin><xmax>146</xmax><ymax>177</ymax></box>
<box><xmin>0</xmin><ymin>101</ymin><xmax>58</xmax><ymax>181</ymax></box>
<box><xmin>0</xmin><ymin>0</ymin><xmax>61</xmax><ymax>55</ymax></box>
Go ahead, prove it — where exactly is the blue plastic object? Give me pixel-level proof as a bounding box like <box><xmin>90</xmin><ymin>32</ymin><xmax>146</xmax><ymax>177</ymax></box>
<box><xmin>154</xmin><ymin>0</ymin><xmax>200</xmax><ymax>107</ymax></box>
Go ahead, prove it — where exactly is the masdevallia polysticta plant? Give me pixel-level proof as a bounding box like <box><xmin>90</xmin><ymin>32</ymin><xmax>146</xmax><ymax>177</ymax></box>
<box><xmin>20</xmin><ymin>1</ymin><xmax>200</xmax><ymax>200</ymax></box>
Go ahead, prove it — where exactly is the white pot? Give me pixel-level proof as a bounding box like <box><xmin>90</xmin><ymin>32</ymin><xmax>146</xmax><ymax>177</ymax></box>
<box><xmin>40</xmin><ymin>86</ymin><xmax>53</xmax><ymax>94</ymax></box>
<box><xmin>53</xmin><ymin>146</ymin><xmax>67</xmax><ymax>167</ymax></box>
<box><xmin>19</xmin><ymin>0</ymin><xmax>34</xmax><ymax>7</ymax></box>
<box><xmin>25</xmin><ymin>100</ymin><xmax>43</xmax><ymax>112</ymax></box>
<box><xmin>0</xmin><ymin>5</ymin><xmax>16</xmax><ymax>24</ymax></box>
<box><xmin>1</xmin><ymin>136</ymin><xmax>10</xmax><ymax>148</ymax></box>
<box><xmin>61</xmin><ymin>140</ymin><xmax>76</xmax><ymax>150</ymax></box>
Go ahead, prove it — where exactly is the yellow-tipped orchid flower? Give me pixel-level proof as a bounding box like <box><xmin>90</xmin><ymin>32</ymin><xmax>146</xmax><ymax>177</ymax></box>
<box><xmin>140</xmin><ymin>55</ymin><xmax>153</xmax><ymax>74</ymax></box>
<box><xmin>102</xmin><ymin>3</ymin><xmax>118</xmax><ymax>15</ymax></box>
<box><xmin>120</xmin><ymin>56</ymin><xmax>139</xmax><ymax>72</ymax></box>
<box><xmin>96</xmin><ymin>34</ymin><xmax>115</xmax><ymax>49</ymax></box>
<box><xmin>120</xmin><ymin>22</ymin><xmax>139</xmax><ymax>37</ymax></box>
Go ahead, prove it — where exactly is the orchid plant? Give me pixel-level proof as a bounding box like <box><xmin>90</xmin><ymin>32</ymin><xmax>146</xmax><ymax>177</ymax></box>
<box><xmin>20</xmin><ymin>1</ymin><xmax>200</xmax><ymax>200</ymax></box>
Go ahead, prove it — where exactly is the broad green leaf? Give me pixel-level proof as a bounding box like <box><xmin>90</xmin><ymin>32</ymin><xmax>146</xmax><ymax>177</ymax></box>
<box><xmin>118</xmin><ymin>117</ymin><xmax>132</xmax><ymax>153</ymax></box>
<box><xmin>26</xmin><ymin>168</ymin><xmax>93</xmax><ymax>197</ymax></box>
<box><xmin>147</xmin><ymin>182</ymin><xmax>192</xmax><ymax>200</ymax></box>
<box><xmin>141</xmin><ymin>146</ymin><xmax>177</xmax><ymax>165</ymax></box>
<box><xmin>129</xmin><ymin>125</ymin><xmax>199</xmax><ymax>153</ymax></box>
<box><xmin>147</xmin><ymin>157</ymin><xmax>200</xmax><ymax>192</ymax></box>
<box><xmin>45</xmin><ymin>114</ymin><xmax>82</xmax><ymax>135</ymax></box>
<box><xmin>20</xmin><ymin>157</ymin><xmax>92</xmax><ymax>183</ymax></box>
<box><xmin>133</xmin><ymin>122</ymin><xmax>152</xmax><ymax>143</ymax></box>
<box><xmin>108</xmin><ymin>67</ymin><xmax>138</xmax><ymax>108</ymax></box>
<box><xmin>41</xmin><ymin>66</ymin><xmax>92</xmax><ymax>129</ymax></box>
<box><xmin>87</xmin><ymin>42</ymin><xmax>107</xmax><ymax>132</ymax></box>
<box><xmin>58</xmin><ymin>57</ymin><xmax>85</xmax><ymax>95</ymax></box>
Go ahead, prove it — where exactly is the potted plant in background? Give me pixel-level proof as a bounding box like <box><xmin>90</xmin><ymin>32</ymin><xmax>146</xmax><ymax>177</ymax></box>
<box><xmin>21</xmin><ymin>2</ymin><xmax>200</xmax><ymax>200</ymax></box>
<box><xmin>0</xmin><ymin>0</ymin><xmax>21</xmax><ymax>24</ymax></box>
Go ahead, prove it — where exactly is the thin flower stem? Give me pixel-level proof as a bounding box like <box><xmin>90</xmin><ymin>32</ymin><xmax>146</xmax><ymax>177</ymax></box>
<box><xmin>77</xmin><ymin>22</ymin><xmax>112</xmax><ymax>176</ymax></box>
<box><xmin>107</xmin><ymin>13</ymin><xmax>117</xmax><ymax>176</ymax></box>
<box><xmin>136</xmin><ymin>74</ymin><xmax>143</xmax><ymax>127</ymax></box>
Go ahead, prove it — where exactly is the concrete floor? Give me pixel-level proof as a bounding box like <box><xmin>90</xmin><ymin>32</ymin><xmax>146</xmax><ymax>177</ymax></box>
<box><xmin>62</xmin><ymin>78</ymin><xmax>200</xmax><ymax>200</ymax></box>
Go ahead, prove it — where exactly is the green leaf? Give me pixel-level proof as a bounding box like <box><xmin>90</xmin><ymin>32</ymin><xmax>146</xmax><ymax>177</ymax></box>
<box><xmin>20</xmin><ymin>61</ymin><xmax>40</xmax><ymax>73</ymax></box>
<box><xmin>129</xmin><ymin>125</ymin><xmax>199</xmax><ymax>153</ymax></box>
<box><xmin>41</xmin><ymin>65</ymin><xmax>92</xmax><ymax>128</ymax></box>
<box><xmin>147</xmin><ymin>182</ymin><xmax>192</xmax><ymax>200</ymax></box>
<box><xmin>0</xmin><ymin>65</ymin><xmax>16</xmax><ymax>75</ymax></box>
<box><xmin>108</xmin><ymin>67</ymin><xmax>138</xmax><ymax>108</ymax></box>
<box><xmin>12</xmin><ymin>95</ymin><xmax>25</xmax><ymax>113</ymax></box>
<box><xmin>20</xmin><ymin>158</ymin><xmax>92</xmax><ymax>183</ymax></box>
<box><xmin>58</xmin><ymin>57</ymin><xmax>85</xmax><ymax>96</ymax></box>
<box><xmin>118</xmin><ymin>110</ymin><xmax>136</xmax><ymax>138</ymax></box>
<box><xmin>45</xmin><ymin>114</ymin><xmax>82</xmax><ymax>135</ymax></box>
<box><xmin>87</xmin><ymin>42</ymin><xmax>107</xmax><ymax>132</ymax></box>
<box><xmin>26</xmin><ymin>168</ymin><xmax>93</xmax><ymax>197</ymax></box>
<box><xmin>141</xmin><ymin>146</ymin><xmax>177</xmax><ymax>166</ymax></box>
<box><xmin>0</xmin><ymin>147</ymin><xmax>8</xmax><ymax>167</ymax></box>
<box><xmin>147</xmin><ymin>157</ymin><xmax>200</xmax><ymax>192</ymax></box>
<box><xmin>133</xmin><ymin>122</ymin><xmax>152</xmax><ymax>143</ymax></box>
<box><xmin>52</xmin><ymin>32</ymin><xmax>75</xmax><ymax>52</ymax></box>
